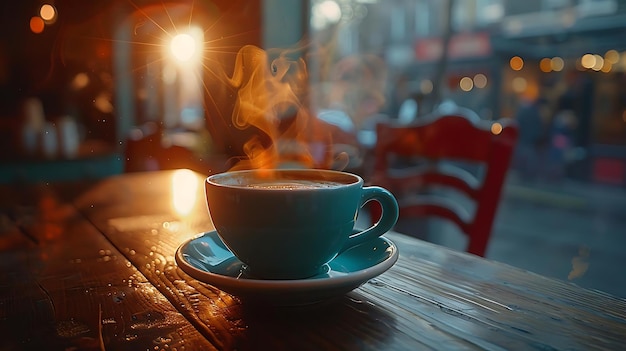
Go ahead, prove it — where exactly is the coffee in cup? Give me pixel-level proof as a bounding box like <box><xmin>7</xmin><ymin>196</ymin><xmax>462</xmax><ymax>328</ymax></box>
<box><xmin>205</xmin><ymin>169</ymin><xmax>398</xmax><ymax>280</ymax></box>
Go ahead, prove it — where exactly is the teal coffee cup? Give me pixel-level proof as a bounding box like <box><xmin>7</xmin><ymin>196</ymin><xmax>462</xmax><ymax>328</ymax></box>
<box><xmin>205</xmin><ymin>169</ymin><xmax>399</xmax><ymax>280</ymax></box>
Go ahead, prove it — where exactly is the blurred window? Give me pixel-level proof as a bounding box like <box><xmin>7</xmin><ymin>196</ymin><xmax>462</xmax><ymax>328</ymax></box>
<box><xmin>307</xmin><ymin>0</ymin><xmax>626</xmax><ymax>299</ymax></box>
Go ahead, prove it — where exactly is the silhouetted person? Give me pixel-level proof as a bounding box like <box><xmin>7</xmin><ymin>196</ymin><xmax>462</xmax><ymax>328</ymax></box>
<box><xmin>514</xmin><ymin>92</ymin><xmax>544</xmax><ymax>181</ymax></box>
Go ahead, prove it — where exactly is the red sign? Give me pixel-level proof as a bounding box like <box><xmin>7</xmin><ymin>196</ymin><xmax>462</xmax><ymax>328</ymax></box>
<box><xmin>415</xmin><ymin>32</ymin><xmax>492</xmax><ymax>61</ymax></box>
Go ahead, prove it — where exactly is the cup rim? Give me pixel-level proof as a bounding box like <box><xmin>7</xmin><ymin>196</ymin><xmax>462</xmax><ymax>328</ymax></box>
<box><xmin>206</xmin><ymin>168</ymin><xmax>362</xmax><ymax>190</ymax></box>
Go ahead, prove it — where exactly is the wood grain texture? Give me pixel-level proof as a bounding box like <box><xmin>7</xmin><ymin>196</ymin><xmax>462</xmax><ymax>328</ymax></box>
<box><xmin>363</xmin><ymin>232</ymin><xmax>626</xmax><ymax>350</ymax></box>
<box><xmin>0</xmin><ymin>181</ymin><xmax>215</xmax><ymax>350</ymax></box>
<box><xmin>3</xmin><ymin>170</ymin><xmax>626</xmax><ymax>350</ymax></box>
<box><xmin>75</xmin><ymin>170</ymin><xmax>626</xmax><ymax>350</ymax></box>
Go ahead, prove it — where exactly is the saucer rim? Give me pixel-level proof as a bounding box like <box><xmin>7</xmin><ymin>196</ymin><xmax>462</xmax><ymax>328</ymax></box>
<box><xmin>174</xmin><ymin>230</ymin><xmax>398</xmax><ymax>293</ymax></box>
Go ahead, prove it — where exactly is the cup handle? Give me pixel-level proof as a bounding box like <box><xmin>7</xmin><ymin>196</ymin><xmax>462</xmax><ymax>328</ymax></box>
<box><xmin>343</xmin><ymin>186</ymin><xmax>399</xmax><ymax>251</ymax></box>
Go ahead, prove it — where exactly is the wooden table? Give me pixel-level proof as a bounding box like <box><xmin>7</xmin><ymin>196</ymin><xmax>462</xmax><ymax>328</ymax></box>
<box><xmin>1</xmin><ymin>169</ymin><xmax>625</xmax><ymax>350</ymax></box>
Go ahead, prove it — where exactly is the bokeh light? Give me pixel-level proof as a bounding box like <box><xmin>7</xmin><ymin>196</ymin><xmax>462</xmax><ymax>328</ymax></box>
<box><xmin>491</xmin><ymin>122</ymin><xmax>503</xmax><ymax>135</ymax></box>
<box><xmin>473</xmin><ymin>74</ymin><xmax>488</xmax><ymax>89</ymax></box>
<box><xmin>311</xmin><ymin>0</ymin><xmax>342</xmax><ymax>30</ymax></box>
<box><xmin>459</xmin><ymin>77</ymin><xmax>473</xmax><ymax>91</ymax></box>
<box><xmin>30</xmin><ymin>16</ymin><xmax>44</xmax><ymax>34</ymax></box>
<box><xmin>605</xmin><ymin>50</ymin><xmax>620</xmax><ymax>64</ymax></box>
<box><xmin>420</xmin><ymin>79</ymin><xmax>433</xmax><ymax>94</ymax></box>
<box><xmin>510</xmin><ymin>56</ymin><xmax>524</xmax><ymax>71</ymax></box>
<box><xmin>540</xmin><ymin>58</ymin><xmax>552</xmax><ymax>72</ymax></box>
<box><xmin>592</xmin><ymin>54</ymin><xmax>604</xmax><ymax>71</ymax></box>
<box><xmin>318</xmin><ymin>0</ymin><xmax>342</xmax><ymax>22</ymax></box>
<box><xmin>40</xmin><ymin>4</ymin><xmax>57</xmax><ymax>23</ymax></box>
<box><xmin>512</xmin><ymin>77</ymin><xmax>527</xmax><ymax>93</ymax></box>
<box><xmin>581</xmin><ymin>54</ymin><xmax>595</xmax><ymax>69</ymax></box>
<box><xmin>71</xmin><ymin>73</ymin><xmax>90</xmax><ymax>90</ymax></box>
<box><xmin>551</xmin><ymin>57</ymin><xmax>564</xmax><ymax>71</ymax></box>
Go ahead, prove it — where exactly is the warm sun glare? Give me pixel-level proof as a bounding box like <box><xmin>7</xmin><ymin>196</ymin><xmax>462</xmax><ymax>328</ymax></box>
<box><xmin>170</xmin><ymin>33</ymin><xmax>197</xmax><ymax>62</ymax></box>
<box><xmin>171</xmin><ymin>169</ymin><xmax>199</xmax><ymax>216</ymax></box>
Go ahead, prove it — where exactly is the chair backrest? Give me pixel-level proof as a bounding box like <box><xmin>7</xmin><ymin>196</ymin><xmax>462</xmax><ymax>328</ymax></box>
<box><xmin>370</xmin><ymin>113</ymin><xmax>518</xmax><ymax>256</ymax></box>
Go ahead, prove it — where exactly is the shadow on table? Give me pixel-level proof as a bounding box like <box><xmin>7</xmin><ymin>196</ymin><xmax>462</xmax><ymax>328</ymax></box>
<box><xmin>232</xmin><ymin>292</ymin><xmax>396</xmax><ymax>350</ymax></box>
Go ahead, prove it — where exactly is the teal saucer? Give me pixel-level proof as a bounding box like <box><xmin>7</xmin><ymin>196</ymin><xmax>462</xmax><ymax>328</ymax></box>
<box><xmin>175</xmin><ymin>230</ymin><xmax>398</xmax><ymax>305</ymax></box>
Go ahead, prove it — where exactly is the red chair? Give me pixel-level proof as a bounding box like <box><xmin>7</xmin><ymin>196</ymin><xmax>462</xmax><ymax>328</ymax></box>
<box><xmin>369</xmin><ymin>113</ymin><xmax>518</xmax><ymax>257</ymax></box>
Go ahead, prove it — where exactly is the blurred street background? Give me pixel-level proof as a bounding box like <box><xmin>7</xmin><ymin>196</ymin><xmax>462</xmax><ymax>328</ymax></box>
<box><xmin>358</xmin><ymin>170</ymin><xmax>626</xmax><ymax>299</ymax></box>
<box><xmin>489</xmin><ymin>171</ymin><xmax>626</xmax><ymax>299</ymax></box>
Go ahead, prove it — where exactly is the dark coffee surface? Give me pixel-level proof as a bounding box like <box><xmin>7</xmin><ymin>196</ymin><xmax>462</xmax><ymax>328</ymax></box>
<box><xmin>246</xmin><ymin>180</ymin><xmax>343</xmax><ymax>190</ymax></box>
